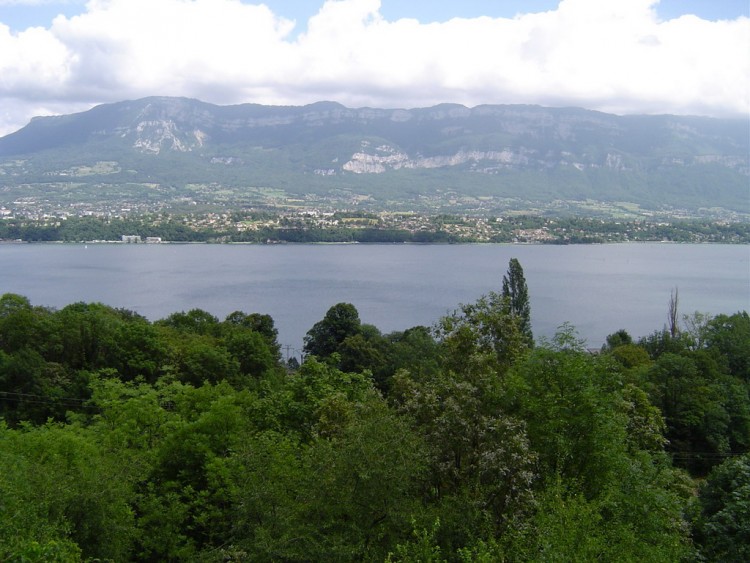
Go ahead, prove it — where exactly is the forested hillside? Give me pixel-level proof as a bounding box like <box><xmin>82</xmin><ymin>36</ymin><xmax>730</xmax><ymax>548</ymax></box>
<box><xmin>1</xmin><ymin>97</ymin><xmax>748</xmax><ymax>215</ymax></box>
<box><xmin>0</xmin><ymin>261</ymin><xmax>748</xmax><ymax>561</ymax></box>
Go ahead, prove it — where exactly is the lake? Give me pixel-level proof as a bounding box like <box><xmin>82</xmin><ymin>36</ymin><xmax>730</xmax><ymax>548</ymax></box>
<box><xmin>1</xmin><ymin>243</ymin><xmax>747</xmax><ymax>356</ymax></box>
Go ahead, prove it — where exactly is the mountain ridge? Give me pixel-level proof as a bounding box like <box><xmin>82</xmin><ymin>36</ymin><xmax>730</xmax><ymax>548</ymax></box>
<box><xmin>0</xmin><ymin>97</ymin><xmax>747</xmax><ymax>215</ymax></box>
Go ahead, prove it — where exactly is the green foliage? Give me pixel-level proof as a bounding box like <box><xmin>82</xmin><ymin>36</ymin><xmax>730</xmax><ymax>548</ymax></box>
<box><xmin>505</xmin><ymin>470</ymin><xmax>691</xmax><ymax>562</ymax></box>
<box><xmin>620</xmin><ymin>383</ymin><xmax>668</xmax><ymax>453</ymax></box>
<box><xmin>2</xmin><ymin>98</ymin><xmax>748</xmax><ymax>216</ymax></box>
<box><xmin>296</xmin><ymin>399</ymin><xmax>428</xmax><ymax>561</ymax></box>
<box><xmin>0</xmin><ymin>422</ymin><xmax>137</xmax><ymax>561</ymax></box>
<box><xmin>502</xmin><ymin>258</ymin><xmax>533</xmax><ymax>347</ymax></box>
<box><xmin>224</xmin><ymin>328</ymin><xmax>276</xmax><ymax>379</ymax></box>
<box><xmin>693</xmin><ymin>453</ymin><xmax>750</xmax><ymax>562</ymax></box>
<box><xmin>0</xmin><ymin>292</ymin><xmax>747</xmax><ymax>561</ymax></box>
<box><xmin>163</xmin><ymin>331</ymin><xmax>240</xmax><ymax>386</ymax></box>
<box><xmin>638</xmin><ymin>328</ymin><xmax>693</xmax><ymax>359</ymax></box>
<box><xmin>0</xmin><ymin>538</ymin><xmax>82</xmax><ymax>563</ymax></box>
<box><xmin>338</xmin><ymin>332</ymin><xmax>386</xmax><ymax>377</ymax></box>
<box><xmin>501</xmin><ymin>339</ymin><xmax>694</xmax><ymax>561</ymax></box>
<box><xmin>646</xmin><ymin>352</ymin><xmax>742</xmax><ymax>474</ymax></box>
<box><xmin>5</xmin><ymin>212</ymin><xmax>749</xmax><ymax>243</ymax></box>
<box><xmin>157</xmin><ymin>308</ymin><xmax>221</xmax><ymax>336</ymax></box>
<box><xmin>304</xmin><ymin>302</ymin><xmax>362</xmax><ymax>358</ymax></box>
<box><xmin>54</xmin><ymin>302</ymin><xmax>165</xmax><ymax>381</ymax></box>
<box><xmin>0</xmin><ymin>294</ymin><xmax>41</xmax><ymax>353</ymax></box>
<box><xmin>610</xmin><ymin>343</ymin><xmax>652</xmax><ymax>369</ymax></box>
<box><xmin>225</xmin><ymin>310</ymin><xmax>282</xmax><ymax>360</ymax></box>
<box><xmin>504</xmin><ymin>339</ymin><xmax>629</xmax><ymax>497</ymax></box>
<box><xmin>386</xmin><ymin>519</ymin><xmax>446</xmax><ymax>563</ymax></box>
<box><xmin>393</xmin><ymin>364</ymin><xmax>537</xmax><ymax>548</ymax></box>
<box><xmin>273</xmin><ymin>357</ymin><xmax>375</xmax><ymax>441</ymax></box>
<box><xmin>438</xmin><ymin>291</ymin><xmax>530</xmax><ymax>376</ymax></box>
<box><xmin>382</xmin><ymin>326</ymin><xmax>440</xmax><ymax>380</ymax></box>
<box><xmin>705</xmin><ymin>312</ymin><xmax>750</xmax><ymax>381</ymax></box>
<box><xmin>604</xmin><ymin>328</ymin><xmax>633</xmax><ymax>349</ymax></box>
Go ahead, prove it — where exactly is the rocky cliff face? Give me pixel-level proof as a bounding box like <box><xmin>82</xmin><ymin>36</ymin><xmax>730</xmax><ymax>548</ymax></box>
<box><xmin>341</xmin><ymin>145</ymin><xmax>533</xmax><ymax>174</ymax></box>
<box><xmin>129</xmin><ymin>120</ymin><xmax>207</xmax><ymax>154</ymax></box>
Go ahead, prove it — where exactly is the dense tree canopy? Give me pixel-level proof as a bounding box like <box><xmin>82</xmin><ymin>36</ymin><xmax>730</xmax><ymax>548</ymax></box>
<box><xmin>0</xmin><ymin>277</ymin><xmax>748</xmax><ymax>561</ymax></box>
<box><xmin>303</xmin><ymin>302</ymin><xmax>362</xmax><ymax>358</ymax></box>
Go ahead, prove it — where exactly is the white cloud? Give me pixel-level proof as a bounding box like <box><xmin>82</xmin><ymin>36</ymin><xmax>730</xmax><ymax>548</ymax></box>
<box><xmin>0</xmin><ymin>0</ymin><xmax>747</xmax><ymax>136</ymax></box>
<box><xmin>0</xmin><ymin>23</ymin><xmax>73</xmax><ymax>92</ymax></box>
<box><xmin>0</xmin><ymin>1</ymin><xmax>65</xmax><ymax>5</ymax></box>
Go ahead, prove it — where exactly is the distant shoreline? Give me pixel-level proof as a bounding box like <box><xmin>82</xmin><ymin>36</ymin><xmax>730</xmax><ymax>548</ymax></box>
<box><xmin>2</xmin><ymin>239</ymin><xmax>748</xmax><ymax>246</ymax></box>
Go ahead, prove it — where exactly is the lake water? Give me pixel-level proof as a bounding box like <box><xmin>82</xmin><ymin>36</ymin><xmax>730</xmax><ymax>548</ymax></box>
<box><xmin>1</xmin><ymin>243</ymin><xmax>748</xmax><ymax>355</ymax></box>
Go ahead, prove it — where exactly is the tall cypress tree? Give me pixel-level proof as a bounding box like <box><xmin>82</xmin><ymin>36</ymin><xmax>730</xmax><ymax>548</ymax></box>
<box><xmin>502</xmin><ymin>258</ymin><xmax>533</xmax><ymax>346</ymax></box>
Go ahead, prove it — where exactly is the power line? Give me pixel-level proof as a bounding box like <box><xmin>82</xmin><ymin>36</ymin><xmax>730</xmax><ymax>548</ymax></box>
<box><xmin>0</xmin><ymin>390</ymin><xmax>96</xmax><ymax>410</ymax></box>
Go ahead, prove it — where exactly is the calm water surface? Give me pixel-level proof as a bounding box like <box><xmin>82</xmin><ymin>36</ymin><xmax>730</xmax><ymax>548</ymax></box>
<box><xmin>1</xmin><ymin>243</ymin><xmax>748</xmax><ymax>352</ymax></box>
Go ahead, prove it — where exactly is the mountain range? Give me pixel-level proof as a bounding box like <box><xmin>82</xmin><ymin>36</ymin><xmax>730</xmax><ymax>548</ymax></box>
<box><xmin>0</xmin><ymin>97</ymin><xmax>747</xmax><ymax>215</ymax></box>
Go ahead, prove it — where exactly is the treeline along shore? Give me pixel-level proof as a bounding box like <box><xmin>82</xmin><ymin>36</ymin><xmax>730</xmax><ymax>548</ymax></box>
<box><xmin>1</xmin><ymin>212</ymin><xmax>749</xmax><ymax>243</ymax></box>
<box><xmin>0</xmin><ymin>259</ymin><xmax>749</xmax><ymax>561</ymax></box>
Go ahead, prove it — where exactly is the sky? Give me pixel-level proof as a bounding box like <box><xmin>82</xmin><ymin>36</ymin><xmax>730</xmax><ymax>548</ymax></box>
<box><xmin>0</xmin><ymin>0</ymin><xmax>748</xmax><ymax>137</ymax></box>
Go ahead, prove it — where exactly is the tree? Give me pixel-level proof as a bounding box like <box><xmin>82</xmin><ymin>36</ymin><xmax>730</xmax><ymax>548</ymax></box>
<box><xmin>502</xmin><ymin>258</ymin><xmax>533</xmax><ymax>346</ymax></box>
<box><xmin>704</xmin><ymin>312</ymin><xmax>750</xmax><ymax>381</ymax></box>
<box><xmin>500</xmin><ymin>334</ymin><xmax>694</xmax><ymax>561</ymax></box>
<box><xmin>0</xmin><ymin>422</ymin><xmax>137</xmax><ymax>561</ymax></box>
<box><xmin>391</xmin><ymin>332</ymin><xmax>537</xmax><ymax>551</ymax></box>
<box><xmin>379</xmin><ymin>326</ymin><xmax>441</xmax><ymax>388</ymax></box>
<box><xmin>162</xmin><ymin>332</ymin><xmax>240</xmax><ymax>387</ymax></box>
<box><xmin>224</xmin><ymin>329</ymin><xmax>276</xmax><ymax>381</ymax></box>
<box><xmin>303</xmin><ymin>303</ymin><xmax>362</xmax><ymax>359</ymax></box>
<box><xmin>438</xmin><ymin>291</ymin><xmax>529</xmax><ymax>375</ymax></box>
<box><xmin>157</xmin><ymin>309</ymin><xmax>220</xmax><ymax>336</ymax></box>
<box><xmin>504</xmin><ymin>338</ymin><xmax>627</xmax><ymax>496</ymax></box>
<box><xmin>338</xmin><ymin>333</ymin><xmax>385</xmax><ymax>376</ymax></box>
<box><xmin>668</xmin><ymin>287</ymin><xmax>679</xmax><ymax>338</ymax></box>
<box><xmin>0</xmin><ymin>294</ymin><xmax>45</xmax><ymax>354</ymax></box>
<box><xmin>604</xmin><ymin>329</ymin><xmax>633</xmax><ymax>350</ymax></box>
<box><xmin>297</xmin><ymin>398</ymin><xmax>428</xmax><ymax>561</ymax></box>
<box><xmin>646</xmin><ymin>352</ymin><xmax>732</xmax><ymax>475</ymax></box>
<box><xmin>693</xmin><ymin>453</ymin><xmax>750</xmax><ymax>562</ymax></box>
<box><xmin>224</xmin><ymin>311</ymin><xmax>281</xmax><ymax>360</ymax></box>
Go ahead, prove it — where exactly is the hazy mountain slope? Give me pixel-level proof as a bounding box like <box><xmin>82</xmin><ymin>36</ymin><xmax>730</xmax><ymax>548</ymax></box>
<box><xmin>0</xmin><ymin>97</ymin><xmax>747</xmax><ymax>212</ymax></box>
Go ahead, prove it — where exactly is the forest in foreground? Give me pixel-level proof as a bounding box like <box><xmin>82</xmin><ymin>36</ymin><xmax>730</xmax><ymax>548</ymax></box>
<box><xmin>0</xmin><ymin>260</ymin><xmax>748</xmax><ymax>562</ymax></box>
